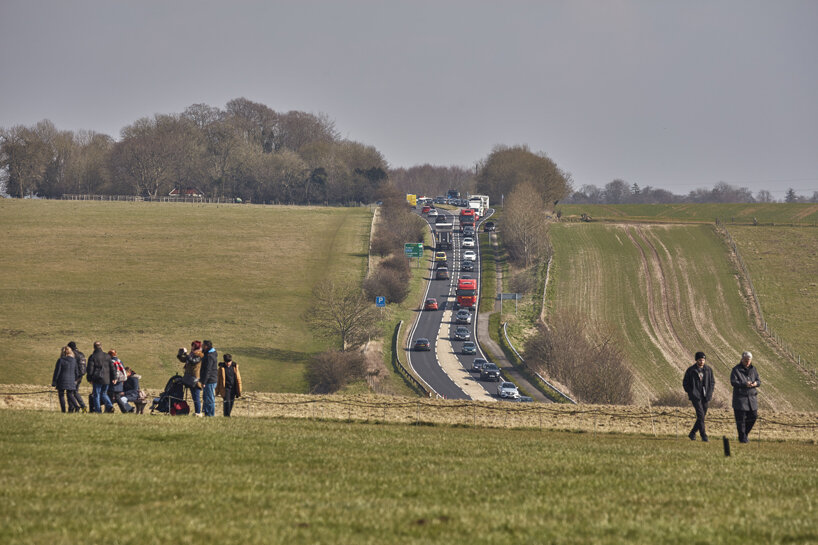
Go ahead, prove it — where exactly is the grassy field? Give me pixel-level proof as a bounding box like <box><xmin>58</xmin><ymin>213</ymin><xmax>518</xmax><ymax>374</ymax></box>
<box><xmin>557</xmin><ymin>203</ymin><xmax>818</xmax><ymax>225</ymax></box>
<box><xmin>729</xmin><ymin>225</ymin><xmax>818</xmax><ymax>367</ymax></box>
<box><xmin>546</xmin><ymin>223</ymin><xmax>818</xmax><ymax>411</ymax></box>
<box><xmin>0</xmin><ymin>200</ymin><xmax>373</xmax><ymax>392</ymax></box>
<box><xmin>1</xmin><ymin>410</ymin><xmax>817</xmax><ymax>545</ymax></box>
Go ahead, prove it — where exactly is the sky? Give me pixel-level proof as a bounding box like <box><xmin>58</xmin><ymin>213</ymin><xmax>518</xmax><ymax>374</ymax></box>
<box><xmin>1</xmin><ymin>0</ymin><xmax>817</xmax><ymax>198</ymax></box>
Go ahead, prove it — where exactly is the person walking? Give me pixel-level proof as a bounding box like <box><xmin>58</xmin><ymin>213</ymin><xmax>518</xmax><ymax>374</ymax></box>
<box><xmin>66</xmin><ymin>341</ymin><xmax>87</xmax><ymax>413</ymax></box>
<box><xmin>178</xmin><ymin>341</ymin><xmax>203</xmax><ymax>416</ymax></box>
<box><xmin>52</xmin><ymin>346</ymin><xmax>81</xmax><ymax>413</ymax></box>
<box><xmin>216</xmin><ymin>353</ymin><xmax>242</xmax><ymax>417</ymax></box>
<box><xmin>682</xmin><ymin>351</ymin><xmax>714</xmax><ymax>441</ymax></box>
<box><xmin>200</xmin><ymin>340</ymin><xmax>219</xmax><ymax>417</ymax></box>
<box><xmin>731</xmin><ymin>351</ymin><xmax>761</xmax><ymax>443</ymax></box>
<box><xmin>86</xmin><ymin>341</ymin><xmax>115</xmax><ymax>413</ymax></box>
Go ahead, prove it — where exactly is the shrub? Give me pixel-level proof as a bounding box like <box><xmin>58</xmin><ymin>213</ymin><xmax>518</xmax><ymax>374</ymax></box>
<box><xmin>653</xmin><ymin>391</ymin><xmax>689</xmax><ymax>408</ymax></box>
<box><xmin>306</xmin><ymin>350</ymin><xmax>367</xmax><ymax>394</ymax></box>
<box><xmin>379</xmin><ymin>253</ymin><xmax>411</xmax><ymax>282</ymax></box>
<box><xmin>524</xmin><ymin>309</ymin><xmax>633</xmax><ymax>404</ymax></box>
<box><xmin>508</xmin><ymin>269</ymin><xmax>536</xmax><ymax>295</ymax></box>
<box><xmin>364</xmin><ymin>266</ymin><xmax>410</xmax><ymax>304</ymax></box>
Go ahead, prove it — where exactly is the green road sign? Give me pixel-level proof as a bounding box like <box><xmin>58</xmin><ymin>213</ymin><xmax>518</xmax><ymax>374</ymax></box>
<box><xmin>404</xmin><ymin>243</ymin><xmax>423</xmax><ymax>258</ymax></box>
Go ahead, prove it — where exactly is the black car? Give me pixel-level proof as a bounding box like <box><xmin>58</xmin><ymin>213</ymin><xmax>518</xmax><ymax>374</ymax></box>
<box><xmin>435</xmin><ymin>267</ymin><xmax>449</xmax><ymax>280</ymax></box>
<box><xmin>414</xmin><ymin>338</ymin><xmax>431</xmax><ymax>351</ymax></box>
<box><xmin>480</xmin><ymin>363</ymin><xmax>501</xmax><ymax>381</ymax></box>
<box><xmin>462</xmin><ymin>226</ymin><xmax>475</xmax><ymax>237</ymax></box>
<box><xmin>484</xmin><ymin>221</ymin><xmax>495</xmax><ymax>232</ymax></box>
<box><xmin>454</xmin><ymin>326</ymin><xmax>471</xmax><ymax>341</ymax></box>
<box><xmin>471</xmin><ymin>358</ymin><xmax>488</xmax><ymax>373</ymax></box>
<box><xmin>461</xmin><ymin>260</ymin><xmax>474</xmax><ymax>272</ymax></box>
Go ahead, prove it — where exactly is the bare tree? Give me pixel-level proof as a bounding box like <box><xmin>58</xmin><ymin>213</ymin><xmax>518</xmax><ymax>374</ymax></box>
<box><xmin>304</xmin><ymin>279</ymin><xmax>381</xmax><ymax>350</ymax></box>
<box><xmin>306</xmin><ymin>350</ymin><xmax>367</xmax><ymax>394</ymax></box>
<box><xmin>502</xmin><ymin>181</ymin><xmax>548</xmax><ymax>267</ymax></box>
<box><xmin>756</xmin><ymin>189</ymin><xmax>775</xmax><ymax>203</ymax></box>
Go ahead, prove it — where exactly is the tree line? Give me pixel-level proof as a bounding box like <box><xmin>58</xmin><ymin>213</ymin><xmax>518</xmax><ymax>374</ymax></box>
<box><xmin>567</xmin><ymin>180</ymin><xmax>818</xmax><ymax>205</ymax></box>
<box><xmin>0</xmin><ymin>98</ymin><xmax>389</xmax><ymax>204</ymax></box>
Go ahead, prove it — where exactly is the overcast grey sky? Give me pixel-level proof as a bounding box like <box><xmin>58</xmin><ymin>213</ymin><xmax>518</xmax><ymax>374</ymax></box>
<box><xmin>2</xmin><ymin>0</ymin><xmax>817</xmax><ymax>197</ymax></box>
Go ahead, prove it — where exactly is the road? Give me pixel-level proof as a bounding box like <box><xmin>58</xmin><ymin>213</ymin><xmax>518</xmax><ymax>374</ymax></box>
<box><xmin>407</xmin><ymin>206</ymin><xmax>503</xmax><ymax>401</ymax></box>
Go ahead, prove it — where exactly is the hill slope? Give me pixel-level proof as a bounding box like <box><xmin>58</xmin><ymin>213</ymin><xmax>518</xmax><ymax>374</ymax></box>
<box><xmin>547</xmin><ymin>222</ymin><xmax>818</xmax><ymax>410</ymax></box>
<box><xmin>0</xmin><ymin>200</ymin><xmax>372</xmax><ymax>391</ymax></box>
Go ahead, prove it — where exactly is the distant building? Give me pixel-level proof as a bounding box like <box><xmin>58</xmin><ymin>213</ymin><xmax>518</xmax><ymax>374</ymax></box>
<box><xmin>169</xmin><ymin>187</ymin><xmax>204</xmax><ymax>198</ymax></box>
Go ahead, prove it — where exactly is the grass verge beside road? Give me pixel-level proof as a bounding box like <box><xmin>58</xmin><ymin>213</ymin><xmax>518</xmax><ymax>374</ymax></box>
<box><xmin>1</xmin><ymin>410</ymin><xmax>817</xmax><ymax>544</ymax></box>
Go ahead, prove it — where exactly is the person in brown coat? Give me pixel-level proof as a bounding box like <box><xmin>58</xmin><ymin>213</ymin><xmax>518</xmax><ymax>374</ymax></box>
<box><xmin>215</xmin><ymin>353</ymin><xmax>242</xmax><ymax>417</ymax></box>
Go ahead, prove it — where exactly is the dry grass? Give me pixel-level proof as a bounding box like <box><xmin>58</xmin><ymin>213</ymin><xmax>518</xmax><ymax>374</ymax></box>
<box><xmin>4</xmin><ymin>385</ymin><xmax>816</xmax><ymax>443</ymax></box>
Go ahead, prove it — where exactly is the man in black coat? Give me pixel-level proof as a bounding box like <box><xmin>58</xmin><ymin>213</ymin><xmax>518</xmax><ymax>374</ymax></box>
<box><xmin>683</xmin><ymin>351</ymin><xmax>715</xmax><ymax>441</ymax></box>
<box><xmin>86</xmin><ymin>341</ymin><xmax>115</xmax><ymax>413</ymax></box>
<box><xmin>731</xmin><ymin>351</ymin><xmax>761</xmax><ymax>443</ymax></box>
<box><xmin>200</xmin><ymin>340</ymin><xmax>219</xmax><ymax>417</ymax></box>
<box><xmin>67</xmin><ymin>341</ymin><xmax>87</xmax><ymax>412</ymax></box>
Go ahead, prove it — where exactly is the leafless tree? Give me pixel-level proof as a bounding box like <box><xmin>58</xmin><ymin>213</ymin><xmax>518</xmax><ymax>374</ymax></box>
<box><xmin>304</xmin><ymin>279</ymin><xmax>381</xmax><ymax>351</ymax></box>
<box><xmin>306</xmin><ymin>350</ymin><xmax>366</xmax><ymax>394</ymax></box>
<box><xmin>502</xmin><ymin>181</ymin><xmax>549</xmax><ymax>267</ymax></box>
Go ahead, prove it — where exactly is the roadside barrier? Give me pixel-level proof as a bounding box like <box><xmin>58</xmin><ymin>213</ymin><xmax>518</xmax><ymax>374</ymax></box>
<box><xmin>391</xmin><ymin>321</ymin><xmax>429</xmax><ymax>396</ymax></box>
<box><xmin>501</xmin><ymin>322</ymin><xmax>577</xmax><ymax>404</ymax></box>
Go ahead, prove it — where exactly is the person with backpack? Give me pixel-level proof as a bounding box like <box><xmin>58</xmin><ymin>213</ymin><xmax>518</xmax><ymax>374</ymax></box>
<box><xmin>216</xmin><ymin>353</ymin><xmax>242</xmax><ymax>417</ymax></box>
<box><xmin>66</xmin><ymin>341</ymin><xmax>87</xmax><ymax>413</ymax></box>
<box><xmin>52</xmin><ymin>346</ymin><xmax>81</xmax><ymax>413</ymax></box>
<box><xmin>200</xmin><ymin>340</ymin><xmax>219</xmax><ymax>417</ymax></box>
<box><xmin>177</xmin><ymin>341</ymin><xmax>204</xmax><ymax>416</ymax></box>
<box><xmin>86</xmin><ymin>341</ymin><xmax>115</xmax><ymax>413</ymax></box>
<box><xmin>108</xmin><ymin>350</ymin><xmax>131</xmax><ymax>412</ymax></box>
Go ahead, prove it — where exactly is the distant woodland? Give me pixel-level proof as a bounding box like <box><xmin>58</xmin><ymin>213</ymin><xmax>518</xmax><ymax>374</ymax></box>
<box><xmin>1</xmin><ymin>98</ymin><xmax>813</xmax><ymax>204</ymax></box>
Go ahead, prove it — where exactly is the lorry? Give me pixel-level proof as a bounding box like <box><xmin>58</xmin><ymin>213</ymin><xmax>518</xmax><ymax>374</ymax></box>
<box><xmin>468</xmin><ymin>195</ymin><xmax>489</xmax><ymax>217</ymax></box>
<box><xmin>434</xmin><ymin>222</ymin><xmax>453</xmax><ymax>249</ymax></box>
<box><xmin>459</xmin><ymin>208</ymin><xmax>475</xmax><ymax>231</ymax></box>
<box><xmin>456</xmin><ymin>278</ymin><xmax>478</xmax><ymax>309</ymax></box>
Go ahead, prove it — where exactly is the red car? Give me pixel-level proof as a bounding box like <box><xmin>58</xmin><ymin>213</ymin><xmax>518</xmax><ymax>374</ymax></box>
<box><xmin>424</xmin><ymin>298</ymin><xmax>439</xmax><ymax>310</ymax></box>
<box><xmin>421</xmin><ymin>206</ymin><xmax>431</xmax><ymax>214</ymax></box>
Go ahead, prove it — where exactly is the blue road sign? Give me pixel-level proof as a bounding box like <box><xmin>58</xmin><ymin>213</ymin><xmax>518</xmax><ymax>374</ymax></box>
<box><xmin>375</xmin><ymin>296</ymin><xmax>386</xmax><ymax>307</ymax></box>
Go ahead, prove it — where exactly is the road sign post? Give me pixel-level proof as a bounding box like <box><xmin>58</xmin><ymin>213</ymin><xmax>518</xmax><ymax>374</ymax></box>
<box><xmin>498</xmin><ymin>293</ymin><xmax>521</xmax><ymax>315</ymax></box>
<box><xmin>375</xmin><ymin>296</ymin><xmax>386</xmax><ymax>308</ymax></box>
<box><xmin>404</xmin><ymin>242</ymin><xmax>423</xmax><ymax>268</ymax></box>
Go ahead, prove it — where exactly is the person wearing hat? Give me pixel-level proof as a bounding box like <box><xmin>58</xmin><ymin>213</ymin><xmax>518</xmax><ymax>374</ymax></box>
<box><xmin>177</xmin><ymin>340</ymin><xmax>204</xmax><ymax>416</ymax></box>
<box><xmin>682</xmin><ymin>351</ymin><xmax>714</xmax><ymax>441</ymax></box>
<box><xmin>731</xmin><ymin>351</ymin><xmax>761</xmax><ymax>443</ymax></box>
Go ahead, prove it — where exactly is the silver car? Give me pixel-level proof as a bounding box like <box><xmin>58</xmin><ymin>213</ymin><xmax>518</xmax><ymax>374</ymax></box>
<box><xmin>497</xmin><ymin>381</ymin><xmax>520</xmax><ymax>399</ymax></box>
<box><xmin>455</xmin><ymin>309</ymin><xmax>472</xmax><ymax>324</ymax></box>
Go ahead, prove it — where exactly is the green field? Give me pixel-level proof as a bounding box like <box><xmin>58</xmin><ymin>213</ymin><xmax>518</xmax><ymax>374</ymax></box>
<box><xmin>557</xmin><ymin>203</ymin><xmax>818</xmax><ymax>225</ymax></box>
<box><xmin>0</xmin><ymin>200</ymin><xmax>373</xmax><ymax>392</ymax></box>
<box><xmin>729</xmin><ymin>225</ymin><xmax>818</xmax><ymax>366</ymax></box>
<box><xmin>546</xmin><ymin>223</ymin><xmax>818</xmax><ymax>411</ymax></box>
<box><xmin>1</xmin><ymin>410</ymin><xmax>817</xmax><ymax>545</ymax></box>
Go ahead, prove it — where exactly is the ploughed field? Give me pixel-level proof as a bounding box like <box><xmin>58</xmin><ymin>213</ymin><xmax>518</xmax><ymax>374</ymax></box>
<box><xmin>1</xmin><ymin>410</ymin><xmax>816</xmax><ymax>544</ymax></box>
<box><xmin>0</xmin><ymin>200</ymin><xmax>372</xmax><ymax>392</ymax></box>
<box><xmin>547</xmin><ymin>222</ymin><xmax>818</xmax><ymax>411</ymax></box>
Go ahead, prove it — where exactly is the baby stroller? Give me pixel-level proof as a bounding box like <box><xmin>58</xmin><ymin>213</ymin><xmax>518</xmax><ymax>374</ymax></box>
<box><xmin>150</xmin><ymin>374</ymin><xmax>189</xmax><ymax>415</ymax></box>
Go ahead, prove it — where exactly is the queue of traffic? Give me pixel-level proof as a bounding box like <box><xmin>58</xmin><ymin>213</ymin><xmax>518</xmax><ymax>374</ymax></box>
<box><xmin>408</xmin><ymin>195</ymin><xmax>525</xmax><ymax>402</ymax></box>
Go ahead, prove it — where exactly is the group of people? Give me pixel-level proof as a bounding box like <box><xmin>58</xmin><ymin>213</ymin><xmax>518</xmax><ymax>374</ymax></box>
<box><xmin>52</xmin><ymin>339</ymin><xmax>242</xmax><ymax>417</ymax></box>
<box><xmin>683</xmin><ymin>350</ymin><xmax>761</xmax><ymax>443</ymax></box>
<box><xmin>51</xmin><ymin>341</ymin><xmax>144</xmax><ymax>413</ymax></box>
<box><xmin>176</xmin><ymin>340</ymin><xmax>243</xmax><ymax>417</ymax></box>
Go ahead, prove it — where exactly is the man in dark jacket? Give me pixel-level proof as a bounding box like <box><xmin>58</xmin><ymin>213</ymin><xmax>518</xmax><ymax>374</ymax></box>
<box><xmin>682</xmin><ymin>351</ymin><xmax>715</xmax><ymax>441</ymax></box>
<box><xmin>86</xmin><ymin>341</ymin><xmax>115</xmax><ymax>413</ymax></box>
<box><xmin>200</xmin><ymin>340</ymin><xmax>219</xmax><ymax>417</ymax></box>
<box><xmin>731</xmin><ymin>351</ymin><xmax>761</xmax><ymax>443</ymax></box>
<box><xmin>67</xmin><ymin>341</ymin><xmax>87</xmax><ymax>413</ymax></box>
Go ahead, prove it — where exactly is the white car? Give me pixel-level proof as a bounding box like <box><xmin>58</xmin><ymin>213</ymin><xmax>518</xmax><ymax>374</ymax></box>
<box><xmin>427</xmin><ymin>209</ymin><xmax>438</xmax><ymax>217</ymax></box>
<box><xmin>461</xmin><ymin>237</ymin><xmax>475</xmax><ymax>248</ymax></box>
<box><xmin>463</xmin><ymin>250</ymin><xmax>476</xmax><ymax>261</ymax></box>
<box><xmin>497</xmin><ymin>381</ymin><xmax>520</xmax><ymax>399</ymax></box>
